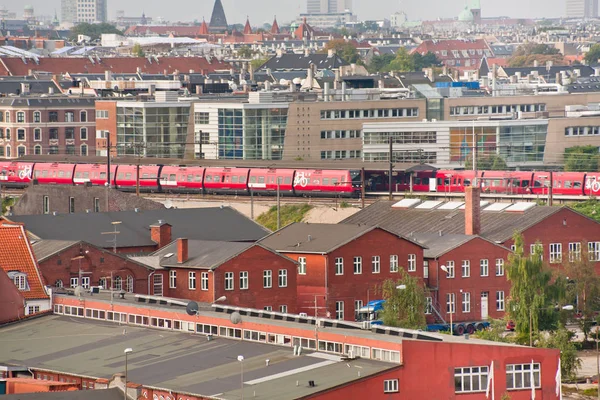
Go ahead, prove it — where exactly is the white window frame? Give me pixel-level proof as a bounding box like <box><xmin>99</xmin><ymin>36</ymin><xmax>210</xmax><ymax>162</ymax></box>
<box><xmin>189</xmin><ymin>271</ymin><xmax>196</xmax><ymax>290</ymax></box>
<box><xmin>454</xmin><ymin>366</ymin><xmax>489</xmax><ymax>393</ymax></box>
<box><xmin>33</xmin><ymin>111</ymin><xmax>41</xmax><ymax>123</ymax></box>
<box><xmin>298</xmin><ymin>257</ymin><xmax>307</xmax><ymax>275</ymax></box>
<box><xmin>354</xmin><ymin>300</ymin><xmax>363</xmax><ymax>319</ymax></box>
<box><xmin>425</xmin><ymin>297</ymin><xmax>433</xmax><ymax>314</ymax></box>
<box><xmin>549</xmin><ymin>243</ymin><xmax>562</xmax><ymax>263</ymax></box>
<box><xmin>480</xmin><ymin>259</ymin><xmax>489</xmax><ymax>277</ymax></box>
<box><xmin>169</xmin><ymin>270</ymin><xmax>176</xmax><ymax>288</ymax></box>
<box><xmin>201</xmin><ymin>272</ymin><xmax>209</xmax><ymax>291</ymax></box>
<box><xmin>372</xmin><ymin>255</ymin><xmax>380</xmax><ymax>273</ymax></box>
<box><xmin>445</xmin><ymin>260</ymin><xmax>455</xmax><ymax>278</ymax></box>
<box><xmin>263</xmin><ymin>270</ymin><xmax>272</xmax><ymax>288</ymax></box>
<box><xmin>225</xmin><ymin>272</ymin><xmax>234</xmax><ymax>291</ymax></box>
<box><xmin>240</xmin><ymin>271</ymin><xmax>249</xmax><ymax>290</ymax></box>
<box><xmin>383</xmin><ymin>379</ymin><xmax>399</xmax><ymax>393</ymax></box>
<box><xmin>390</xmin><ymin>254</ymin><xmax>399</xmax><ymax>272</ymax></box>
<box><xmin>408</xmin><ymin>254</ymin><xmax>416</xmax><ymax>272</ymax></box>
<box><xmin>70</xmin><ymin>277</ymin><xmax>78</xmax><ymax>288</ymax></box>
<box><xmin>506</xmin><ymin>363</ymin><xmax>540</xmax><ymax>390</ymax></box>
<box><xmin>462</xmin><ymin>292</ymin><xmax>471</xmax><ymax>313</ymax></box>
<box><xmin>446</xmin><ymin>292</ymin><xmax>455</xmax><ymax>314</ymax></box>
<box><xmin>335</xmin><ymin>301</ymin><xmax>344</xmax><ymax>320</ymax></box>
<box><xmin>353</xmin><ymin>256</ymin><xmax>362</xmax><ymax>274</ymax></box>
<box><xmin>495</xmin><ymin>258</ymin><xmax>504</xmax><ymax>276</ymax></box>
<box><xmin>589</xmin><ymin>242</ymin><xmax>600</xmax><ymax>261</ymax></box>
<box><xmin>279</xmin><ymin>305</ymin><xmax>288</xmax><ymax>313</ymax></box>
<box><xmin>335</xmin><ymin>257</ymin><xmax>344</xmax><ymax>275</ymax></box>
<box><xmin>13</xmin><ymin>274</ymin><xmax>27</xmax><ymax>290</ymax></box>
<box><xmin>278</xmin><ymin>269</ymin><xmax>288</xmax><ymax>287</ymax></box>
<box><xmin>568</xmin><ymin>242</ymin><xmax>581</xmax><ymax>262</ymax></box>
<box><xmin>81</xmin><ymin>277</ymin><xmax>90</xmax><ymax>289</ymax></box>
<box><xmin>462</xmin><ymin>260</ymin><xmax>470</xmax><ymax>278</ymax></box>
<box><xmin>496</xmin><ymin>291</ymin><xmax>505</xmax><ymax>311</ymax></box>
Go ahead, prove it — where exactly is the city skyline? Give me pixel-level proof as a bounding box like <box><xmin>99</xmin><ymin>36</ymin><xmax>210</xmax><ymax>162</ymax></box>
<box><xmin>4</xmin><ymin>0</ymin><xmax>573</xmax><ymax>25</ymax></box>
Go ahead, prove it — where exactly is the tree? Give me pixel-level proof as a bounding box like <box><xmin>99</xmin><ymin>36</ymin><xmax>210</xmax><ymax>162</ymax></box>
<box><xmin>508</xmin><ymin>44</ymin><xmax>564</xmax><ymax>67</ymax></box>
<box><xmin>388</xmin><ymin>47</ymin><xmax>415</xmax><ymax>72</ymax></box>
<box><xmin>506</xmin><ymin>233</ymin><xmax>559</xmax><ymax>345</ymax></box>
<box><xmin>512</xmin><ymin>43</ymin><xmax>561</xmax><ymax>57</ymax></box>
<box><xmin>465</xmin><ymin>154</ymin><xmax>508</xmax><ymax>170</ymax></box>
<box><xmin>538</xmin><ymin>326</ymin><xmax>581</xmax><ymax>381</ymax></box>
<box><xmin>321</xmin><ymin>39</ymin><xmax>361</xmax><ymax>64</ymax></box>
<box><xmin>570</xmin><ymin>198</ymin><xmax>600</xmax><ymax>223</ymax></box>
<box><xmin>237</xmin><ymin>46</ymin><xmax>253</xmax><ymax>58</ymax></box>
<box><xmin>132</xmin><ymin>43</ymin><xmax>145</xmax><ymax>57</ymax></box>
<box><xmin>564</xmin><ymin>145</ymin><xmax>600</xmax><ymax>172</ymax></box>
<box><xmin>474</xmin><ymin>319</ymin><xmax>511</xmax><ymax>342</ymax></box>
<box><xmin>250</xmin><ymin>57</ymin><xmax>269</xmax><ymax>71</ymax></box>
<box><xmin>585</xmin><ymin>43</ymin><xmax>600</xmax><ymax>65</ymax></box>
<box><xmin>413</xmin><ymin>51</ymin><xmax>441</xmax><ymax>70</ymax></box>
<box><xmin>368</xmin><ymin>54</ymin><xmax>395</xmax><ymax>73</ymax></box>
<box><xmin>69</xmin><ymin>23</ymin><xmax>122</xmax><ymax>41</ymax></box>
<box><xmin>379</xmin><ymin>269</ymin><xmax>427</xmax><ymax>330</ymax></box>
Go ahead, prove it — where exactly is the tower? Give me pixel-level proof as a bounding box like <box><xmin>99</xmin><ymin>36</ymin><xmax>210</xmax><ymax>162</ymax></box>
<box><xmin>470</xmin><ymin>0</ymin><xmax>481</xmax><ymax>24</ymax></box>
<box><xmin>209</xmin><ymin>0</ymin><xmax>228</xmax><ymax>33</ymax></box>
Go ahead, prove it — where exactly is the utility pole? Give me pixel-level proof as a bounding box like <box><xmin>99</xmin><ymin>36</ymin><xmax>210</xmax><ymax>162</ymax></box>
<box><xmin>106</xmin><ymin>134</ymin><xmax>111</xmax><ymax>211</ymax></box>
<box><xmin>101</xmin><ymin>221</ymin><xmax>122</xmax><ymax>254</ymax></box>
<box><xmin>472</xmin><ymin>120</ymin><xmax>478</xmax><ymax>187</ymax></box>
<box><xmin>360</xmin><ymin>167</ymin><xmax>365</xmax><ymax>209</ymax></box>
<box><xmin>276</xmin><ymin>177</ymin><xmax>281</xmax><ymax>230</ymax></box>
<box><xmin>388</xmin><ymin>136</ymin><xmax>393</xmax><ymax>201</ymax></box>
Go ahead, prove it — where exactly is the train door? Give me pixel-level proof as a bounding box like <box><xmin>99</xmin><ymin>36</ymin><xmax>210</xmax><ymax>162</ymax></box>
<box><xmin>429</xmin><ymin>178</ymin><xmax>437</xmax><ymax>192</ymax></box>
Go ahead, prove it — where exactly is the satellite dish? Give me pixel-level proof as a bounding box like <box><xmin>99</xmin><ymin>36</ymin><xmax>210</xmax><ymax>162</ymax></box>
<box><xmin>164</xmin><ymin>199</ymin><xmax>173</xmax><ymax>209</ymax></box>
<box><xmin>230</xmin><ymin>311</ymin><xmax>242</xmax><ymax>325</ymax></box>
<box><xmin>292</xmin><ymin>78</ymin><xmax>302</xmax><ymax>85</ymax></box>
<box><xmin>74</xmin><ymin>286</ymin><xmax>84</xmax><ymax>297</ymax></box>
<box><xmin>186</xmin><ymin>301</ymin><xmax>199</xmax><ymax>316</ymax></box>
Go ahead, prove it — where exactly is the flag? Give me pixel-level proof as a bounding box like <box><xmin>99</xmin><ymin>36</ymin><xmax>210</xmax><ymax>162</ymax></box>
<box><xmin>555</xmin><ymin>357</ymin><xmax>562</xmax><ymax>399</ymax></box>
<box><xmin>531</xmin><ymin>359</ymin><xmax>536</xmax><ymax>400</ymax></box>
<box><xmin>486</xmin><ymin>360</ymin><xmax>494</xmax><ymax>399</ymax></box>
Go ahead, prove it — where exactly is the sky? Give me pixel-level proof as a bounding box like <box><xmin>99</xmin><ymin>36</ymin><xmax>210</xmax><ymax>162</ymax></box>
<box><xmin>7</xmin><ymin>0</ymin><xmax>565</xmax><ymax>25</ymax></box>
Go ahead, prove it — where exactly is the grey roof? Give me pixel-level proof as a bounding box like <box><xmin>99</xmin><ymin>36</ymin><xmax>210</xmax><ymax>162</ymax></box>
<box><xmin>0</xmin><ymin>388</ymin><xmax>123</xmax><ymax>400</ymax></box>
<box><xmin>129</xmin><ymin>255</ymin><xmax>163</xmax><ymax>270</ymax></box>
<box><xmin>31</xmin><ymin>239</ymin><xmax>79</xmax><ymax>262</ymax></box>
<box><xmin>152</xmin><ymin>240</ymin><xmax>254</xmax><ymax>269</ymax></box>
<box><xmin>341</xmin><ymin>201</ymin><xmax>571</xmax><ymax>243</ymax></box>
<box><xmin>7</xmin><ymin>207</ymin><xmax>270</xmax><ymax>249</ymax></box>
<box><xmin>257</xmin><ymin>53</ymin><xmax>349</xmax><ymax>72</ymax></box>
<box><xmin>0</xmin><ymin>97</ymin><xmax>96</xmax><ymax>107</ymax></box>
<box><xmin>412</xmin><ymin>233</ymin><xmax>475</xmax><ymax>258</ymax></box>
<box><xmin>501</xmin><ymin>65</ymin><xmax>595</xmax><ymax>78</ymax></box>
<box><xmin>0</xmin><ymin>80</ymin><xmax>61</xmax><ymax>95</ymax></box>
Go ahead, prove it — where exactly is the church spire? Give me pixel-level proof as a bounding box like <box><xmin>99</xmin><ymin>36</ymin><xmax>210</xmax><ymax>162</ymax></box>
<box><xmin>271</xmin><ymin>15</ymin><xmax>280</xmax><ymax>34</ymax></box>
<box><xmin>209</xmin><ymin>0</ymin><xmax>228</xmax><ymax>33</ymax></box>
<box><xmin>243</xmin><ymin>16</ymin><xmax>252</xmax><ymax>34</ymax></box>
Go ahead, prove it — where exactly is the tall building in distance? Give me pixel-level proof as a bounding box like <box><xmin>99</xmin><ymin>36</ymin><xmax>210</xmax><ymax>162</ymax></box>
<box><xmin>306</xmin><ymin>0</ymin><xmax>352</xmax><ymax>13</ymax></box>
<box><xmin>61</xmin><ymin>0</ymin><xmax>108</xmax><ymax>24</ymax></box>
<box><xmin>209</xmin><ymin>0</ymin><xmax>228</xmax><ymax>33</ymax></box>
<box><xmin>566</xmin><ymin>0</ymin><xmax>598</xmax><ymax>18</ymax></box>
<box><xmin>302</xmin><ymin>0</ymin><xmax>355</xmax><ymax>28</ymax></box>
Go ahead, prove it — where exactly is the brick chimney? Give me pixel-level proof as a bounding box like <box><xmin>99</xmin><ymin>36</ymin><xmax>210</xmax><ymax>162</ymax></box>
<box><xmin>177</xmin><ymin>238</ymin><xmax>188</xmax><ymax>263</ymax></box>
<box><xmin>465</xmin><ymin>186</ymin><xmax>481</xmax><ymax>236</ymax></box>
<box><xmin>150</xmin><ymin>221</ymin><xmax>172</xmax><ymax>248</ymax></box>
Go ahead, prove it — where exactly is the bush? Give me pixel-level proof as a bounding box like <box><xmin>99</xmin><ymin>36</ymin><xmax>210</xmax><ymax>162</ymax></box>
<box><xmin>256</xmin><ymin>204</ymin><xmax>313</xmax><ymax>231</ymax></box>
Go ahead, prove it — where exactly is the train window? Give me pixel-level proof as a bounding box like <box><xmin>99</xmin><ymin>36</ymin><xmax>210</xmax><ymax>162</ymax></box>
<box><xmin>42</xmin><ymin>170</ymin><xmax>48</xmax><ymax>177</ymax></box>
<box><xmin>564</xmin><ymin>181</ymin><xmax>572</xmax><ymax>188</ymax></box>
<box><xmin>423</xmin><ymin>177</ymin><xmax>429</xmax><ymax>184</ymax></box>
<box><xmin>453</xmin><ymin>178</ymin><xmax>458</xmax><ymax>185</ymax></box>
<box><xmin>75</xmin><ymin>172</ymin><xmax>81</xmax><ymax>178</ymax></box>
<box><xmin>331</xmin><ymin>178</ymin><xmax>338</xmax><ymax>185</ymax></box>
<box><xmin>83</xmin><ymin>172</ymin><xmax>89</xmax><ymax>179</ymax></box>
<box><xmin>195</xmin><ymin>175</ymin><xmax>202</xmax><ymax>182</ymax></box>
<box><xmin>214</xmin><ymin>176</ymin><xmax>221</xmax><ymax>183</ymax></box>
<box><xmin>522</xmin><ymin>180</ymin><xmax>529</xmax><ymax>187</ymax></box>
<box><xmin>52</xmin><ymin>171</ymin><xmax>57</xmax><ymax>177</ymax></box>
<box><xmin>323</xmin><ymin>178</ymin><xmax>329</xmax><ymax>185</ymax></box>
<box><xmin>142</xmin><ymin>174</ymin><xmax>149</xmax><ymax>179</ymax></box>
<box><xmin>574</xmin><ymin>181</ymin><xmax>582</xmax><ymax>189</ymax></box>
<box><xmin>284</xmin><ymin>177</ymin><xmax>291</xmax><ymax>184</ymax></box>
<box><xmin>258</xmin><ymin>176</ymin><xmax>265</xmax><ymax>183</ymax></box>
<box><xmin>437</xmin><ymin>177</ymin><xmax>442</xmax><ymax>185</ymax></box>
<box><xmin>118</xmin><ymin>173</ymin><xmax>124</xmax><ymax>179</ymax></box>
<box><xmin>240</xmin><ymin>176</ymin><xmax>247</xmax><ymax>183</ymax></box>
<box><xmin>169</xmin><ymin>174</ymin><xmax>176</xmax><ymax>181</ymax></box>
<box><xmin>67</xmin><ymin>171</ymin><xmax>72</xmax><ymax>178</ymax></box>
<box><xmin>187</xmin><ymin>175</ymin><xmax>193</xmax><ymax>182</ymax></box>
<box><xmin>125</xmin><ymin>173</ymin><xmax>132</xmax><ymax>180</ymax></box>
<box><xmin>232</xmin><ymin>176</ymin><xmax>239</xmax><ymax>183</ymax></box>
<box><xmin>205</xmin><ymin>175</ymin><xmax>212</xmax><ymax>182</ymax></box>
<box><xmin>554</xmin><ymin>181</ymin><xmax>561</xmax><ymax>188</ymax></box>
<box><xmin>59</xmin><ymin>171</ymin><xmax>65</xmax><ymax>178</ymax></box>
<box><xmin>444</xmin><ymin>178</ymin><xmax>450</xmax><ymax>185</ymax></box>
<box><xmin>414</xmin><ymin>177</ymin><xmax>421</xmax><ymax>185</ymax></box>
<box><xmin>100</xmin><ymin>172</ymin><xmax>106</xmax><ymax>179</ymax></box>
<box><xmin>150</xmin><ymin>174</ymin><xmax>157</xmax><ymax>179</ymax></box>
<box><xmin>249</xmin><ymin>176</ymin><xmax>256</xmax><ymax>183</ymax></box>
<box><xmin>34</xmin><ymin>170</ymin><xmax>40</xmax><ymax>178</ymax></box>
<box><xmin>225</xmin><ymin>176</ymin><xmax>230</xmax><ymax>183</ymax></box>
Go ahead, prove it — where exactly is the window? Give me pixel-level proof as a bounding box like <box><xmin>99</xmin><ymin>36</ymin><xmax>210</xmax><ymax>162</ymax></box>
<box><xmin>34</xmin><ymin>145</ymin><xmax>42</xmax><ymax>155</ymax></box>
<box><xmin>80</xmin><ymin>127</ymin><xmax>88</xmax><ymax>140</ymax></box>
<box><xmin>16</xmin><ymin>111</ymin><xmax>25</xmax><ymax>123</ymax></box>
<box><xmin>33</xmin><ymin>111</ymin><xmax>41</xmax><ymax>123</ymax></box>
<box><xmin>80</xmin><ymin>110</ymin><xmax>87</xmax><ymax>122</ymax></box>
<box><xmin>462</xmin><ymin>292</ymin><xmax>471</xmax><ymax>313</ymax></box>
<box><xmin>69</xmin><ymin>197</ymin><xmax>75</xmax><ymax>213</ymax></box>
<box><xmin>81</xmin><ymin>277</ymin><xmax>90</xmax><ymax>289</ymax></box>
<box><xmin>13</xmin><ymin>274</ymin><xmax>27</xmax><ymax>290</ymax></box>
<box><xmin>568</xmin><ymin>242</ymin><xmax>581</xmax><ymax>262</ymax></box>
<box><xmin>201</xmin><ymin>272</ymin><xmax>209</xmax><ymax>290</ymax></box>
<box><xmin>446</xmin><ymin>292</ymin><xmax>455</xmax><ymax>314</ymax></box>
<box><xmin>335</xmin><ymin>301</ymin><xmax>344</xmax><ymax>320</ymax></box>
<box><xmin>390</xmin><ymin>255</ymin><xmax>399</xmax><ymax>272</ymax></box>
<box><xmin>589</xmin><ymin>242</ymin><xmax>600</xmax><ymax>261</ymax></box>
<box><xmin>335</xmin><ymin>257</ymin><xmax>344</xmax><ymax>275</ymax></box>
<box><xmin>495</xmin><ymin>259</ymin><xmax>504</xmax><ymax>276</ymax></box>
<box><xmin>298</xmin><ymin>257</ymin><xmax>307</xmax><ymax>275</ymax></box>
<box><xmin>239</xmin><ymin>271</ymin><xmax>248</xmax><ymax>290</ymax></box>
<box><xmin>17</xmin><ymin>129</ymin><xmax>25</xmax><ymax>141</ymax></box>
<box><xmin>17</xmin><ymin>146</ymin><xmax>25</xmax><ymax>157</ymax></box>
<box><xmin>28</xmin><ymin>305</ymin><xmax>40</xmax><ymax>314</ymax></box>
<box><xmin>278</xmin><ymin>269</ymin><xmax>287</xmax><ymax>287</ymax></box>
<box><xmin>70</xmin><ymin>277</ymin><xmax>78</xmax><ymax>288</ymax></box>
<box><xmin>455</xmin><ymin>366</ymin><xmax>489</xmax><ymax>393</ymax></box>
<box><xmin>5</xmin><ymin>111</ymin><xmax>9</xmax><ymax>122</ymax></box>
<box><xmin>462</xmin><ymin>260</ymin><xmax>470</xmax><ymax>277</ymax></box>
<box><xmin>43</xmin><ymin>196</ymin><xmax>50</xmax><ymax>214</ymax></box>
<box><xmin>353</xmin><ymin>256</ymin><xmax>362</xmax><ymax>274</ymax></box>
<box><xmin>354</xmin><ymin>300</ymin><xmax>363</xmax><ymax>319</ymax></box>
<box><xmin>49</xmin><ymin>128</ymin><xmax>58</xmax><ymax>140</ymax></box>
<box><xmin>65</xmin><ymin>128</ymin><xmax>75</xmax><ymax>139</ymax></box>
<box><xmin>372</xmin><ymin>256</ymin><xmax>380</xmax><ymax>273</ymax></box>
<box><xmin>445</xmin><ymin>261</ymin><xmax>455</xmax><ymax>278</ymax></box>
<box><xmin>195</xmin><ymin>112</ymin><xmax>210</xmax><ymax>124</ymax></box>
<box><xmin>54</xmin><ymin>279</ymin><xmax>63</xmax><ymax>288</ymax></box>
<box><xmin>114</xmin><ymin>276</ymin><xmax>122</xmax><ymax>290</ymax></box>
<box><xmin>506</xmin><ymin>363</ymin><xmax>540</xmax><ymax>390</ymax></box>
<box><xmin>96</xmin><ymin>110</ymin><xmax>109</xmax><ymax>119</ymax></box>
<box><xmin>169</xmin><ymin>270</ymin><xmax>176</xmax><ymax>288</ymax></box>
<box><xmin>264</xmin><ymin>306</ymin><xmax>272</xmax><ymax>311</ymax></box>
<box><xmin>496</xmin><ymin>291</ymin><xmax>505</xmax><ymax>311</ymax></box>
<box><xmin>81</xmin><ymin>144</ymin><xmax>88</xmax><ymax>156</ymax></box>
<box><xmin>225</xmin><ymin>272</ymin><xmax>234</xmax><ymax>290</ymax></box>
<box><xmin>407</xmin><ymin>254</ymin><xmax>416</xmax><ymax>272</ymax></box>
<box><xmin>480</xmin><ymin>259</ymin><xmax>489</xmax><ymax>277</ymax></box>
<box><xmin>384</xmin><ymin>379</ymin><xmax>399</xmax><ymax>393</ymax></box>
<box><xmin>280</xmin><ymin>305</ymin><xmax>288</xmax><ymax>313</ymax></box>
<box><xmin>549</xmin><ymin>243</ymin><xmax>562</xmax><ymax>263</ymax></box>
<box><xmin>65</xmin><ymin>111</ymin><xmax>75</xmax><ymax>122</ymax></box>
<box><xmin>263</xmin><ymin>270</ymin><xmax>272</xmax><ymax>288</ymax></box>
<box><xmin>189</xmin><ymin>272</ymin><xmax>196</xmax><ymax>290</ymax></box>
<box><xmin>425</xmin><ymin>297</ymin><xmax>433</xmax><ymax>314</ymax></box>
<box><xmin>94</xmin><ymin>197</ymin><xmax>100</xmax><ymax>212</ymax></box>
<box><xmin>34</xmin><ymin>128</ymin><xmax>41</xmax><ymax>141</ymax></box>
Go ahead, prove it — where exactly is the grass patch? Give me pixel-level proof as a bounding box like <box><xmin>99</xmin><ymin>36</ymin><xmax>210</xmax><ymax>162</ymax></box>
<box><xmin>256</xmin><ymin>204</ymin><xmax>313</xmax><ymax>231</ymax></box>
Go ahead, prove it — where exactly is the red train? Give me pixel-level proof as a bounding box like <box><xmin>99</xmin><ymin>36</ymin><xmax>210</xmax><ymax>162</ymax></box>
<box><xmin>0</xmin><ymin>161</ymin><xmax>599</xmax><ymax>198</ymax></box>
<box><xmin>0</xmin><ymin>161</ymin><xmax>363</xmax><ymax>197</ymax></box>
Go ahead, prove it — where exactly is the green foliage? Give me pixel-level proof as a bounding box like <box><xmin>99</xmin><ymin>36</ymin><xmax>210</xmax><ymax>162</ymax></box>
<box><xmin>237</xmin><ymin>46</ymin><xmax>254</xmax><ymax>58</ymax></box>
<box><xmin>322</xmin><ymin>39</ymin><xmax>361</xmax><ymax>64</ymax></box>
<box><xmin>506</xmin><ymin>233</ymin><xmax>559</xmax><ymax>345</ymax></box>
<box><xmin>369</xmin><ymin>49</ymin><xmax>440</xmax><ymax>73</ymax></box>
<box><xmin>379</xmin><ymin>269</ymin><xmax>427</xmax><ymax>330</ymax></box>
<box><xmin>508</xmin><ymin>54</ymin><xmax>565</xmax><ymax>67</ymax></box>
<box><xmin>513</xmin><ymin>43</ymin><xmax>561</xmax><ymax>57</ymax></box>
<box><xmin>132</xmin><ymin>43</ymin><xmax>145</xmax><ymax>57</ymax></box>
<box><xmin>564</xmin><ymin>145</ymin><xmax>600</xmax><ymax>172</ymax></box>
<box><xmin>412</xmin><ymin>51</ymin><xmax>441</xmax><ymax>70</ymax></box>
<box><xmin>465</xmin><ymin>154</ymin><xmax>508</xmax><ymax>171</ymax></box>
<box><xmin>368</xmin><ymin>54</ymin><xmax>395</xmax><ymax>72</ymax></box>
<box><xmin>538</xmin><ymin>326</ymin><xmax>582</xmax><ymax>381</ymax></box>
<box><xmin>251</xmin><ymin>57</ymin><xmax>269</xmax><ymax>71</ymax></box>
<box><xmin>256</xmin><ymin>204</ymin><xmax>313</xmax><ymax>231</ymax></box>
<box><xmin>69</xmin><ymin>23</ymin><xmax>122</xmax><ymax>41</ymax></box>
<box><xmin>473</xmin><ymin>319</ymin><xmax>512</xmax><ymax>342</ymax></box>
<box><xmin>570</xmin><ymin>198</ymin><xmax>600</xmax><ymax>222</ymax></box>
<box><xmin>1</xmin><ymin>196</ymin><xmax>15</xmax><ymax>214</ymax></box>
<box><xmin>585</xmin><ymin>43</ymin><xmax>600</xmax><ymax>65</ymax></box>
<box><xmin>388</xmin><ymin>47</ymin><xmax>415</xmax><ymax>72</ymax></box>
<box><xmin>339</xmin><ymin>201</ymin><xmax>351</xmax><ymax>209</ymax></box>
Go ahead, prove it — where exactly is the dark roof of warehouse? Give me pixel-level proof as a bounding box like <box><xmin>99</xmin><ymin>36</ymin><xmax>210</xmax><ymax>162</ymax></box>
<box><xmin>5</xmin><ymin>207</ymin><xmax>270</xmax><ymax>248</ymax></box>
<box><xmin>341</xmin><ymin>201</ymin><xmax>574</xmax><ymax>243</ymax></box>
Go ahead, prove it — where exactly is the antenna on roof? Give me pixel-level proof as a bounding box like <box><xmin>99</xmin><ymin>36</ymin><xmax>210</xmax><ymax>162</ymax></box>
<box><xmin>186</xmin><ymin>301</ymin><xmax>199</xmax><ymax>316</ymax></box>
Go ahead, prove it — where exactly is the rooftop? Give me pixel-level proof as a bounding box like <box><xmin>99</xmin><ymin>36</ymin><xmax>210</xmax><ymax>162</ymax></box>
<box><xmin>30</xmin><ymin>239</ymin><xmax>79</xmax><ymax>262</ymax></box>
<box><xmin>152</xmin><ymin>240</ymin><xmax>254</xmax><ymax>269</ymax></box>
<box><xmin>0</xmin><ymin>388</ymin><xmax>123</xmax><ymax>400</ymax></box>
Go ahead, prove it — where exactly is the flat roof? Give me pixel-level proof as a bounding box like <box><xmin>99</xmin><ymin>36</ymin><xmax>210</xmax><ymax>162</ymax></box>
<box><xmin>0</xmin><ymin>315</ymin><xmax>393</xmax><ymax>399</ymax></box>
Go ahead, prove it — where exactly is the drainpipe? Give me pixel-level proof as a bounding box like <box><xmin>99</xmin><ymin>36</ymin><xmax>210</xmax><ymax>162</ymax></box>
<box><xmin>324</xmin><ymin>254</ymin><xmax>328</xmax><ymax>316</ymax></box>
<box><xmin>147</xmin><ymin>271</ymin><xmax>155</xmax><ymax>295</ymax></box>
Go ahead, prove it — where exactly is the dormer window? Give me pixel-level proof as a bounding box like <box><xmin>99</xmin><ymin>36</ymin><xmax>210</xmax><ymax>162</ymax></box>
<box><xmin>8</xmin><ymin>271</ymin><xmax>29</xmax><ymax>291</ymax></box>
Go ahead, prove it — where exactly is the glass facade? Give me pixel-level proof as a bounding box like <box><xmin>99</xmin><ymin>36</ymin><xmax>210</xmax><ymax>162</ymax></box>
<box><xmin>498</xmin><ymin>124</ymin><xmax>547</xmax><ymax>164</ymax></box>
<box><xmin>116</xmin><ymin>105</ymin><xmax>190</xmax><ymax>158</ymax></box>
<box><xmin>218</xmin><ymin>107</ymin><xmax>288</xmax><ymax>160</ymax></box>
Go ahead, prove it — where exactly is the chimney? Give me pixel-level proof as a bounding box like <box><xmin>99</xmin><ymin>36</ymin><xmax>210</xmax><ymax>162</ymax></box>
<box><xmin>150</xmin><ymin>221</ymin><xmax>172</xmax><ymax>248</ymax></box>
<box><xmin>177</xmin><ymin>238</ymin><xmax>188</xmax><ymax>263</ymax></box>
<box><xmin>464</xmin><ymin>186</ymin><xmax>481</xmax><ymax>236</ymax></box>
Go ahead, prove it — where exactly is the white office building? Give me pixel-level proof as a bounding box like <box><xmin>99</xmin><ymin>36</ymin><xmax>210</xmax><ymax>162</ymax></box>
<box><xmin>61</xmin><ymin>0</ymin><xmax>108</xmax><ymax>24</ymax></box>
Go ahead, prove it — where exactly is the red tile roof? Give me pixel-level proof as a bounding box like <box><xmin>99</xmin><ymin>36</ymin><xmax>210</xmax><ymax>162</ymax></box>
<box><xmin>0</xmin><ymin>56</ymin><xmax>231</xmax><ymax>76</ymax></box>
<box><xmin>413</xmin><ymin>39</ymin><xmax>493</xmax><ymax>60</ymax></box>
<box><xmin>124</xmin><ymin>25</ymin><xmax>204</xmax><ymax>37</ymax></box>
<box><xmin>0</xmin><ymin>222</ymin><xmax>48</xmax><ymax>299</ymax></box>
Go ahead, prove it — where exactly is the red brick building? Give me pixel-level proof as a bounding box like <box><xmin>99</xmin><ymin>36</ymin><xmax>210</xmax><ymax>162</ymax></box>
<box><xmin>31</xmin><ymin>239</ymin><xmax>157</xmax><ymax>295</ymax></box>
<box><xmin>411</xmin><ymin>39</ymin><xmax>493</xmax><ymax>69</ymax></box>
<box><xmin>0</xmin><ymin>270</ymin><xmax>26</xmax><ymax>324</ymax></box>
<box><xmin>260</xmin><ymin>223</ymin><xmax>426</xmax><ymax>320</ymax></box>
<box><xmin>146</xmin><ymin>238</ymin><xmax>298</xmax><ymax>312</ymax></box>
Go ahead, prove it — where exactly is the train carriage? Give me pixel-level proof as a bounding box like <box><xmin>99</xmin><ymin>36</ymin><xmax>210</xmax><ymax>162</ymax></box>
<box><xmin>293</xmin><ymin>169</ymin><xmax>359</xmax><ymax>197</ymax></box>
<box><xmin>550</xmin><ymin>172</ymin><xmax>586</xmax><ymax>196</ymax></box>
<box><xmin>73</xmin><ymin>164</ymin><xmax>117</xmax><ymax>186</ymax></box>
<box><xmin>0</xmin><ymin>161</ymin><xmax>34</xmax><ymax>187</ymax></box>
<box><xmin>203</xmin><ymin>167</ymin><xmax>250</xmax><ymax>194</ymax></box>
<box><xmin>33</xmin><ymin>163</ymin><xmax>76</xmax><ymax>185</ymax></box>
<box><xmin>114</xmin><ymin>165</ymin><xmax>160</xmax><ymax>192</ymax></box>
<box><xmin>247</xmin><ymin>169</ymin><xmax>295</xmax><ymax>195</ymax></box>
<box><xmin>585</xmin><ymin>173</ymin><xmax>600</xmax><ymax>197</ymax></box>
<box><xmin>159</xmin><ymin>166</ymin><xmax>205</xmax><ymax>193</ymax></box>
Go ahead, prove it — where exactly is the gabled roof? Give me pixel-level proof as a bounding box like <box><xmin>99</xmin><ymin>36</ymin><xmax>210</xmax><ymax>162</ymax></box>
<box><xmin>413</xmin><ymin>233</ymin><xmax>508</xmax><ymax>258</ymax></box>
<box><xmin>153</xmin><ymin>240</ymin><xmax>254</xmax><ymax>269</ymax></box>
<box><xmin>6</xmin><ymin>207</ymin><xmax>270</xmax><ymax>249</ymax></box>
<box><xmin>31</xmin><ymin>239</ymin><xmax>79</xmax><ymax>262</ymax></box>
<box><xmin>0</xmin><ymin>222</ymin><xmax>48</xmax><ymax>299</ymax></box>
<box><xmin>259</xmin><ymin>222</ymin><xmax>425</xmax><ymax>254</ymax></box>
<box><xmin>271</xmin><ymin>17</ymin><xmax>280</xmax><ymax>34</ymax></box>
<box><xmin>341</xmin><ymin>201</ymin><xmax>580</xmax><ymax>244</ymax></box>
<box><xmin>257</xmin><ymin>53</ymin><xmax>349</xmax><ymax>72</ymax></box>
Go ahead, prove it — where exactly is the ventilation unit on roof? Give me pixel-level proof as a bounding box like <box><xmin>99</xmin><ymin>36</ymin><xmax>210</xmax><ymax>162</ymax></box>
<box><xmin>163</xmin><ymin>253</ymin><xmax>174</xmax><ymax>258</ymax></box>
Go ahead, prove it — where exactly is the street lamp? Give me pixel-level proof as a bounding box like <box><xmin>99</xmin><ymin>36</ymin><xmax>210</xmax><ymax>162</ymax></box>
<box><xmin>213</xmin><ymin>295</ymin><xmax>227</xmax><ymax>304</ymax></box>
<box><xmin>396</xmin><ymin>285</ymin><xmax>406</xmax><ymax>290</ymax></box>
<box><xmin>440</xmin><ymin>264</ymin><xmax>453</xmax><ymax>335</ymax></box>
<box><xmin>529</xmin><ymin>305</ymin><xmax>574</xmax><ymax>347</ymax></box>
<box><xmin>123</xmin><ymin>347</ymin><xmax>133</xmax><ymax>400</ymax></box>
<box><xmin>237</xmin><ymin>355</ymin><xmax>244</xmax><ymax>400</ymax></box>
